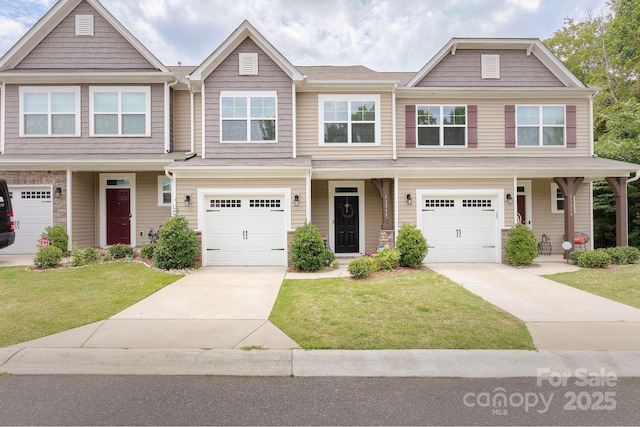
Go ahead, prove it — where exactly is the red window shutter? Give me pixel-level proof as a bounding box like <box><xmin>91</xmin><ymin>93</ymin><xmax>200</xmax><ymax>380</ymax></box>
<box><xmin>467</xmin><ymin>105</ymin><xmax>478</xmax><ymax>148</ymax></box>
<box><xmin>406</xmin><ymin>105</ymin><xmax>416</xmax><ymax>148</ymax></box>
<box><xmin>505</xmin><ymin>105</ymin><xmax>515</xmax><ymax>148</ymax></box>
<box><xmin>566</xmin><ymin>105</ymin><xmax>577</xmax><ymax>148</ymax></box>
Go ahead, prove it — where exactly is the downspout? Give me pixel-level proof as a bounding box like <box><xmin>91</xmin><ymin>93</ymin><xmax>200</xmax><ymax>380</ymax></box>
<box><xmin>394</xmin><ymin>173</ymin><xmax>399</xmax><ymax>240</ymax></box>
<box><xmin>187</xmin><ymin>81</ymin><xmax>195</xmax><ymax>155</ymax></box>
<box><xmin>392</xmin><ymin>84</ymin><xmax>397</xmax><ymax>160</ymax></box>
<box><xmin>66</xmin><ymin>168</ymin><xmax>72</xmax><ymax>251</ymax></box>
<box><xmin>165</xmin><ymin>169</ymin><xmax>176</xmax><ymax>216</ymax></box>
<box><xmin>0</xmin><ymin>81</ymin><xmax>5</xmax><ymax>154</ymax></box>
<box><xmin>292</xmin><ymin>82</ymin><xmax>297</xmax><ymax>159</ymax></box>
<box><xmin>589</xmin><ymin>92</ymin><xmax>595</xmax><ymax>157</ymax></box>
<box><xmin>164</xmin><ymin>78</ymin><xmax>179</xmax><ymax>153</ymax></box>
<box><xmin>201</xmin><ymin>82</ymin><xmax>206</xmax><ymax>159</ymax></box>
<box><xmin>306</xmin><ymin>171</ymin><xmax>312</xmax><ymax>223</ymax></box>
<box><xmin>627</xmin><ymin>170</ymin><xmax>640</xmax><ymax>184</ymax></box>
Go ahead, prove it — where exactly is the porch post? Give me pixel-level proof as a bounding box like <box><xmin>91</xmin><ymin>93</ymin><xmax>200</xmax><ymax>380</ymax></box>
<box><xmin>605</xmin><ymin>177</ymin><xmax>629</xmax><ymax>247</ymax></box>
<box><xmin>553</xmin><ymin>177</ymin><xmax>584</xmax><ymax>257</ymax></box>
<box><xmin>371</xmin><ymin>178</ymin><xmax>392</xmax><ymax>229</ymax></box>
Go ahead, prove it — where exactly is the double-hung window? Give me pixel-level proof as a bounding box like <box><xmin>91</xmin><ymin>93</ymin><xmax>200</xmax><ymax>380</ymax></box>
<box><xmin>517</xmin><ymin>105</ymin><xmax>565</xmax><ymax>146</ymax></box>
<box><xmin>90</xmin><ymin>86</ymin><xmax>150</xmax><ymax>136</ymax></box>
<box><xmin>416</xmin><ymin>105</ymin><xmax>466</xmax><ymax>146</ymax></box>
<box><xmin>19</xmin><ymin>86</ymin><xmax>81</xmax><ymax>136</ymax></box>
<box><xmin>220</xmin><ymin>91</ymin><xmax>277</xmax><ymax>142</ymax></box>
<box><xmin>157</xmin><ymin>176</ymin><xmax>171</xmax><ymax>206</ymax></box>
<box><xmin>551</xmin><ymin>183</ymin><xmax>564</xmax><ymax>213</ymax></box>
<box><xmin>319</xmin><ymin>94</ymin><xmax>380</xmax><ymax>145</ymax></box>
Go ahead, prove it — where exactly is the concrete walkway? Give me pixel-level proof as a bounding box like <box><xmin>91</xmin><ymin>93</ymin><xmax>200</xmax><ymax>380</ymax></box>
<box><xmin>427</xmin><ymin>262</ymin><xmax>640</xmax><ymax>351</ymax></box>
<box><xmin>11</xmin><ymin>266</ymin><xmax>298</xmax><ymax>350</ymax></box>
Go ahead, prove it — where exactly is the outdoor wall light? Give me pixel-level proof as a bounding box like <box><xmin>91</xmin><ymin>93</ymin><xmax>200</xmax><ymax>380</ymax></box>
<box><xmin>184</xmin><ymin>194</ymin><xmax>191</xmax><ymax>207</ymax></box>
<box><xmin>55</xmin><ymin>187</ymin><xmax>62</xmax><ymax>198</ymax></box>
<box><xmin>506</xmin><ymin>193</ymin><xmax>513</xmax><ymax>204</ymax></box>
<box><xmin>294</xmin><ymin>194</ymin><xmax>300</xmax><ymax>207</ymax></box>
<box><xmin>406</xmin><ymin>193</ymin><xmax>412</xmax><ymax>205</ymax></box>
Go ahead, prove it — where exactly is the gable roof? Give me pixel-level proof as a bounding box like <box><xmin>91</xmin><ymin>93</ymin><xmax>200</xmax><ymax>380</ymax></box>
<box><xmin>188</xmin><ymin>20</ymin><xmax>304</xmax><ymax>82</ymax></box>
<box><xmin>406</xmin><ymin>38</ymin><xmax>587</xmax><ymax>88</ymax></box>
<box><xmin>0</xmin><ymin>0</ymin><xmax>168</xmax><ymax>72</ymax></box>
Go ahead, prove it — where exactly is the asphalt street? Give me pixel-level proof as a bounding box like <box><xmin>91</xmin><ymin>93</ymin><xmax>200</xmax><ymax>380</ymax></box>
<box><xmin>1</xmin><ymin>376</ymin><xmax>639</xmax><ymax>425</ymax></box>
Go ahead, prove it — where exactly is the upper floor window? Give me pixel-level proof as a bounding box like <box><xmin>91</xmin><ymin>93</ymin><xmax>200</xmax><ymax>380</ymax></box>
<box><xmin>517</xmin><ymin>105</ymin><xmax>565</xmax><ymax>147</ymax></box>
<box><xmin>19</xmin><ymin>86</ymin><xmax>81</xmax><ymax>137</ymax></box>
<box><xmin>89</xmin><ymin>86</ymin><xmax>151</xmax><ymax>136</ymax></box>
<box><xmin>220</xmin><ymin>91</ymin><xmax>276</xmax><ymax>142</ymax></box>
<box><xmin>319</xmin><ymin>94</ymin><xmax>380</xmax><ymax>145</ymax></box>
<box><xmin>417</xmin><ymin>105</ymin><xmax>466</xmax><ymax>146</ymax></box>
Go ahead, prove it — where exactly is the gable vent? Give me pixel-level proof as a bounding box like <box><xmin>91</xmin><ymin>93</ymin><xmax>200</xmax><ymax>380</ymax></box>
<box><xmin>75</xmin><ymin>14</ymin><xmax>94</xmax><ymax>36</ymax></box>
<box><xmin>239</xmin><ymin>53</ymin><xmax>258</xmax><ymax>75</ymax></box>
<box><xmin>481</xmin><ymin>54</ymin><xmax>500</xmax><ymax>79</ymax></box>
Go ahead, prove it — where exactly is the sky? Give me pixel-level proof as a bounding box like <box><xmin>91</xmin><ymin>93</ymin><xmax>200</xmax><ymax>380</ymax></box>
<box><xmin>0</xmin><ymin>0</ymin><xmax>610</xmax><ymax>72</ymax></box>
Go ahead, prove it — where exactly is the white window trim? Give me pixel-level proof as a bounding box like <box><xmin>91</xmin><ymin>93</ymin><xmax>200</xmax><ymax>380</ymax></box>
<box><xmin>89</xmin><ymin>86</ymin><xmax>151</xmax><ymax>137</ymax></box>
<box><xmin>416</xmin><ymin>104</ymin><xmax>467</xmax><ymax>148</ymax></box>
<box><xmin>157</xmin><ymin>176</ymin><xmax>171</xmax><ymax>207</ymax></box>
<box><xmin>516</xmin><ymin>105</ymin><xmax>566</xmax><ymax>147</ymax></box>
<box><xmin>318</xmin><ymin>94</ymin><xmax>381</xmax><ymax>146</ymax></box>
<box><xmin>220</xmin><ymin>90</ymin><xmax>277</xmax><ymax>143</ymax></box>
<box><xmin>19</xmin><ymin>86</ymin><xmax>81</xmax><ymax>137</ymax></box>
<box><xmin>551</xmin><ymin>183</ymin><xmax>564</xmax><ymax>213</ymax></box>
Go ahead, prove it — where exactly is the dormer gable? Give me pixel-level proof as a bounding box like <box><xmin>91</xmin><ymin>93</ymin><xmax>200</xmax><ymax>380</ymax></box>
<box><xmin>188</xmin><ymin>20</ymin><xmax>303</xmax><ymax>82</ymax></box>
<box><xmin>0</xmin><ymin>0</ymin><xmax>168</xmax><ymax>72</ymax></box>
<box><xmin>406</xmin><ymin>38</ymin><xmax>587</xmax><ymax>89</ymax></box>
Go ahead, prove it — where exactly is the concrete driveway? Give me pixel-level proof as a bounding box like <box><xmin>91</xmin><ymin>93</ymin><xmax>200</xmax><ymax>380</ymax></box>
<box><xmin>427</xmin><ymin>263</ymin><xmax>640</xmax><ymax>350</ymax></box>
<box><xmin>13</xmin><ymin>267</ymin><xmax>299</xmax><ymax>350</ymax></box>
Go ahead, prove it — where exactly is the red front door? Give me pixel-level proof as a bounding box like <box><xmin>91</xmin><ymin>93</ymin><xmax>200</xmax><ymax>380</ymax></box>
<box><xmin>107</xmin><ymin>189</ymin><xmax>130</xmax><ymax>245</ymax></box>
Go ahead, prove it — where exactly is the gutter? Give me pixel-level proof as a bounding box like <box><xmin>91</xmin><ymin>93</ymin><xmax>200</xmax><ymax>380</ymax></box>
<box><xmin>628</xmin><ymin>170</ymin><xmax>640</xmax><ymax>184</ymax></box>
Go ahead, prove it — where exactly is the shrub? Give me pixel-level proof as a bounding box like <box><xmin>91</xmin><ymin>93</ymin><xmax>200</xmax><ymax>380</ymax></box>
<box><xmin>70</xmin><ymin>246</ymin><xmax>100</xmax><ymax>267</ymax></box>
<box><xmin>569</xmin><ymin>250</ymin><xmax>585</xmax><ymax>264</ymax></box>
<box><xmin>396</xmin><ymin>223</ymin><xmax>428</xmax><ymax>268</ymax></box>
<box><xmin>505</xmin><ymin>224</ymin><xmax>538</xmax><ymax>266</ymax></box>
<box><xmin>140</xmin><ymin>243</ymin><xmax>157</xmax><ymax>260</ymax></box>
<box><xmin>108</xmin><ymin>243</ymin><xmax>134</xmax><ymax>259</ymax></box>
<box><xmin>154</xmin><ymin>215</ymin><xmax>200</xmax><ymax>270</ymax></box>
<box><xmin>33</xmin><ymin>245</ymin><xmax>64</xmax><ymax>268</ymax></box>
<box><xmin>377</xmin><ymin>247</ymin><xmax>401</xmax><ymax>271</ymax></box>
<box><xmin>41</xmin><ymin>225</ymin><xmax>68</xmax><ymax>254</ymax></box>
<box><xmin>290</xmin><ymin>222</ymin><xmax>335</xmax><ymax>272</ymax></box>
<box><xmin>576</xmin><ymin>249</ymin><xmax>612</xmax><ymax>268</ymax></box>
<box><xmin>605</xmin><ymin>246</ymin><xmax>640</xmax><ymax>265</ymax></box>
<box><xmin>347</xmin><ymin>256</ymin><xmax>378</xmax><ymax>279</ymax></box>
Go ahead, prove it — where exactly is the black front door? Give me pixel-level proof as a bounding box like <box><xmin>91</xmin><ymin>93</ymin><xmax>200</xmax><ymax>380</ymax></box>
<box><xmin>335</xmin><ymin>196</ymin><xmax>359</xmax><ymax>253</ymax></box>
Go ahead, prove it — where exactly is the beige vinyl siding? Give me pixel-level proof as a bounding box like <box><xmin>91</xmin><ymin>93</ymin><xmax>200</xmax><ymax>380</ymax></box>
<box><xmin>135</xmin><ymin>172</ymin><xmax>172</xmax><ymax>242</ymax></box>
<box><xmin>530</xmin><ymin>179</ymin><xmax>591</xmax><ymax>253</ymax></box>
<box><xmin>176</xmin><ymin>177</ymin><xmax>307</xmax><ymax>230</ymax></box>
<box><xmin>71</xmin><ymin>172</ymin><xmax>97</xmax><ymax>248</ymax></box>
<box><xmin>416</xmin><ymin>50</ymin><xmax>563</xmax><ymax>87</ymax></box>
<box><xmin>296</xmin><ymin>91</ymin><xmax>394</xmax><ymax>160</ymax></box>
<box><xmin>397</xmin><ymin>178</ymin><xmax>513</xmax><ymax>228</ymax></box>
<box><xmin>203</xmin><ymin>38</ymin><xmax>294</xmax><ymax>158</ymax></box>
<box><xmin>311</xmin><ymin>180</ymin><xmax>329</xmax><ymax>237</ymax></box>
<box><xmin>4</xmin><ymin>83</ymin><xmax>165</xmax><ymax>155</ymax></box>
<box><xmin>16</xmin><ymin>2</ymin><xmax>156</xmax><ymax>70</ymax></box>
<box><xmin>172</xmin><ymin>90</ymin><xmax>202</xmax><ymax>154</ymax></box>
<box><xmin>396</xmin><ymin>97</ymin><xmax>591</xmax><ymax>157</ymax></box>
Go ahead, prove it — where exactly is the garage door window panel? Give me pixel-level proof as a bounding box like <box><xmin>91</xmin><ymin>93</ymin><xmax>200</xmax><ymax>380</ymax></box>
<box><xmin>417</xmin><ymin>105</ymin><xmax>466</xmax><ymax>147</ymax></box>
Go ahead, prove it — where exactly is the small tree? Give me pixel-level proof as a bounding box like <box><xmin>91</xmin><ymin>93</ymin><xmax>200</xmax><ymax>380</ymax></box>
<box><xmin>154</xmin><ymin>215</ymin><xmax>199</xmax><ymax>270</ymax></box>
<box><xmin>290</xmin><ymin>222</ymin><xmax>335</xmax><ymax>271</ymax></box>
<box><xmin>41</xmin><ymin>225</ymin><xmax>68</xmax><ymax>254</ymax></box>
<box><xmin>396</xmin><ymin>223</ymin><xmax>428</xmax><ymax>268</ymax></box>
<box><xmin>505</xmin><ymin>224</ymin><xmax>538</xmax><ymax>266</ymax></box>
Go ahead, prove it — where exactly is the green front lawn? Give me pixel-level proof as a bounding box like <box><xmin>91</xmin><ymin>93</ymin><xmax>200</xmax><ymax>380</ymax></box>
<box><xmin>269</xmin><ymin>271</ymin><xmax>535</xmax><ymax>350</ymax></box>
<box><xmin>0</xmin><ymin>262</ymin><xmax>182</xmax><ymax>347</ymax></box>
<box><xmin>544</xmin><ymin>264</ymin><xmax>640</xmax><ymax>309</ymax></box>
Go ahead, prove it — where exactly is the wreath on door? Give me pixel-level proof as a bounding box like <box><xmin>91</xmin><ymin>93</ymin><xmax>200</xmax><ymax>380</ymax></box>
<box><xmin>341</xmin><ymin>197</ymin><xmax>355</xmax><ymax>219</ymax></box>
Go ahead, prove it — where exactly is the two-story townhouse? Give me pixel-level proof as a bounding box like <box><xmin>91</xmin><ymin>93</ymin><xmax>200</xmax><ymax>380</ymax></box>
<box><xmin>1</xmin><ymin>0</ymin><xmax>638</xmax><ymax>266</ymax></box>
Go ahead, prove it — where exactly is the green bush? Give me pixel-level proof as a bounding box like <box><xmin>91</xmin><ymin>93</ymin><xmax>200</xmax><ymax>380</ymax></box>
<box><xmin>576</xmin><ymin>249</ymin><xmax>612</xmax><ymax>268</ymax></box>
<box><xmin>140</xmin><ymin>243</ymin><xmax>157</xmax><ymax>260</ymax></box>
<box><xmin>108</xmin><ymin>243</ymin><xmax>134</xmax><ymax>259</ymax></box>
<box><xmin>290</xmin><ymin>222</ymin><xmax>335</xmax><ymax>272</ymax></box>
<box><xmin>70</xmin><ymin>246</ymin><xmax>100</xmax><ymax>267</ymax></box>
<box><xmin>33</xmin><ymin>245</ymin><xmax>64</xmax><ymax>268</ymax></box>
<box><xmin>505</xmin><ymin>224</ymin><xmax>538</xmax><ymax>266</ymax></box>
<box><xmin>377</xmin><ymin>247</ymin><xmax>401</xmax><ymax>271</ymax></box>
<box><xmin>347</xmin><ymin>256</ymin><xmax>378</xmax><ymax>279</ymax></box>
<box><xmin>154</xmin><ymin>215</ymin><xmax>200</xmax><ymax>270</ymax></box>
<box><xmin>41</xmin><ymin>225</ymin><xmax>68</xmax><ymax>254</ymax></box>
<box><xmin>605</xmin><ymin>246</ymin><xmax>640</xmax><ymax>265</ymax></box>
<box><xmin>569</xmin><ymin>250</ymin><xmax>585</xmax><ymax>264</ymax></box>
<box><xmin>396</xmin><ymin>223</ymin><xmax>428</xmax><ymax>268</ymax></box>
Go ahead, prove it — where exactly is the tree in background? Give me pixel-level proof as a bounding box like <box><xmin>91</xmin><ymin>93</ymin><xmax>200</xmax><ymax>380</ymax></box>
<box><xmin>545</xmin><ymin>0</ymin><xmax>640</xmax><ymax>248</ymax></box>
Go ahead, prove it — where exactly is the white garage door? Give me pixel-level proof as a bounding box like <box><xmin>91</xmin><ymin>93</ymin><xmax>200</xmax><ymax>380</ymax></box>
<box><xmin>7</xmin><ymin>186</ymin><xmax>53</xmax><ymax>254</ymax></box>
<box><xmin>421</xmin><ymin>196</ymin><xmax>498</xmax><ymax>263</ymax></box>
<box><xmin>204</xmin><ymin>196</ymin><xmax>287</xmax><ymax>266</ymax></box>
